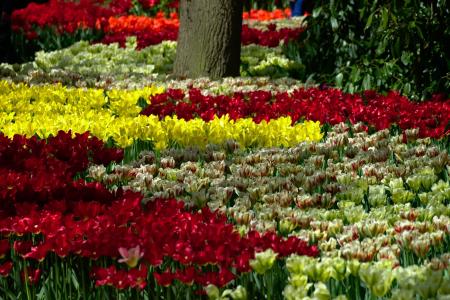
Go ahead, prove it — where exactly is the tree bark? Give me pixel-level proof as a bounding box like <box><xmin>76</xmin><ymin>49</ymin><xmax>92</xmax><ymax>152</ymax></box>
<box><xmin>173</xmin><ymin>0</ymin><xmax>243</xmax><ymax>79</ymax></box>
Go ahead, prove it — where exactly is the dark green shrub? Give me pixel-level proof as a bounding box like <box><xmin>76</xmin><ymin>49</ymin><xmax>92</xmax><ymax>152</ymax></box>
<box><xmin>288</xmin><ymin>0</ymin><xmax>450</xmax><ymax>100</ymax></box>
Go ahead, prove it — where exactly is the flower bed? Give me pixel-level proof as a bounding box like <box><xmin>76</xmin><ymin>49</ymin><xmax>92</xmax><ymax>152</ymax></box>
<box><xmin>0</xmin><ymin>40</ymin><xmax>301</xmax><ymax>87</ymax></box>
<box><xmin>2</xmin><ymin>2</ymin><xmax>450</xmax><ymax>299</ymax></box>
<box><xmin>0</xmin><ymin>131</ymin><xmax>319</xmax><ymax>297</ymax></box>
<box><xmin>11</xmin><ymin>1</ymin><xmax>300</xmax><ymax>52</ymax></box>
<box><xmin>0</xmin><ymin>122</ymin><xmax>448</xmax><ymax>299</ymax></box>
<box><xmin>0</xmin><ymin>82</ymin><xmax>322</xmax><ymax>150</ymax></box>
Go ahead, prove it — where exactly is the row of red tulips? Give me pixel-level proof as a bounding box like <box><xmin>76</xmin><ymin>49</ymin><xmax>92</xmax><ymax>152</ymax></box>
<box><xmin>11</xmin><ymin>0</ymin><xmax>131</xmax><ymax>33</ymax></box>
<box><xmin>140</xmin><ymin>88</ymin><xmax>450</xmax><ymax>138</ymax></box>
<box><xmin>0</xmin><ymin>131</ymin><xmax>318</xmax><ymax>290</ymax></box>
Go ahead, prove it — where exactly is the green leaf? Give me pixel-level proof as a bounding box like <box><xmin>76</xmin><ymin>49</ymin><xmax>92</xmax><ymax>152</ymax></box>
<box><xmin>403</xmin><ymin>82</ymin><xmax>412</xmax><ymax>94</ymax></box>
<box><xmin>376</xmin><ymin>37</ymin><xmax>388</xmax><ymax>56</ymax></box>
<box><xmin>335</xmin><ymin>72</ymin><xmax>344</xmax><ymax>87</ymax></box>
<box><xmin>362</xmin><ymin>74</ymin><xmax>372</xmax><ymax>90</ymax></box>
<box><xmin>380</xmin><ymin>8</ymin><xmax>389</xmax><ymax>31</ymax></box>
<box><xmin>350</xmin><ymin>67</ymin><xmax>361</xmax><ymax>82</ymax></box>
<box><xmin>401</xmin><ymin>51</ymin><xmax>412</xmax><ymax>66</ymax></box>
<box><xmin>137</xmin><ymin>97</ymin><xmax>149</xmax><ymax>109</ymax></box>
<box><xmin>331</xmin><ymin>17</ymin><xmax>339</xmax><ymax>31</ymax></box>
<box><xmin>365</xmin><ymin>12</ymin><xmax>374</xmax><ymax>30</ymax></box>
<box><xmin>312</xmin><ymin>7</ymin><xmax>322</xmax><ymax>18</ymax></box>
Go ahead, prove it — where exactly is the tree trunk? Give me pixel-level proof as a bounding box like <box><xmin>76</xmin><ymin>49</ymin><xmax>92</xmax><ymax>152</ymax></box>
<box><xmin>173</xmin><ymin>0</ymin><xmax>243</xmax><ymax>79</ymax></box>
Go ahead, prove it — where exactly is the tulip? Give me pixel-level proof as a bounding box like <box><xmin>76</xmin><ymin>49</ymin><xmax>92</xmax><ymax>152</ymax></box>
<box><xmin>118</xmin><ymin>245</ymin><xmax>144</xmax><ymax>268</ymax></box>
<box><xmin>303</xmin><ymin>260</ymin><xmax>332</xmax><ymax>282</ymax></box>
<box><xmin>312</xmin><ymin>282</ymin><xmax>331</xmax><ymax>300</ymax></box>
<box><xmin>289</xmin><ymin>273</ymin><xmax>309</xmax><ymax>288</ymax></box>
<box><xmin>283</xmin><ymin>284</ymin><xmax>311</xmax><ymax>300</ymax></box>
<box><xmin>205</xmin><ymin>284</ymin><xmax>220</xmax><ymax>300</ymax></box>
<box><xmin>390</xmin><ymin>288</ymin><xmax>415</xmax><ymax>300</ymax></box>
<box><xmin>279</xmin><ymin>219</ymin><xmax>296</xmax><ymax>235</ymax></box>
<box><xmin>0</xmin><ymin>261</ymin><xmax>13</xmax><ymax>277</ymax></box>
<box><xmin>368</xmin><ymin>185</ymin><xmax>387</xmax><ymax>207</ymax></box>
<box><xmin>249</xmin><ymin>248</ymin><xmax>278</xmax><ymax>275</ymax></box>
<box><xmin>330</xmin><ymin>257</ymin><xmax>347</xmax><ymax>281</ymax></box>
<box><xmin>437</xmin><ymin>277</ymin><xmax>450</xmax><ymax>297</ymax></box>
<box><xmin>286</xmin><ymin>255</ymin><xmax>314</xmax><ymax>275</ymax></box>
<box><xmin>415</xmin><ymin>269</ymin><xmax>443</xmax><ymax>299</ymax></box>
<box><xmin>391</xmin><ymin>188</ymin><xmax>415</xmax><ymax>205</ymax></box>
<box><xmin>358</xmin><ymin>261</ymin><xmax>394</xmax><ymax>297</ymax></box>
<box><xmin>346</xmin><ymin>260</ymin><xmax>360</xmax><ymax>276</ymax></box>
<box><xmin>411</xmin><ymin>238</ymin><xmax>430</xmax><ymax>258</ymax></box>
<box><xmin>221</xmin><ymin>285</ymin><xmax>247</xmax><ymax>300</ymax></box>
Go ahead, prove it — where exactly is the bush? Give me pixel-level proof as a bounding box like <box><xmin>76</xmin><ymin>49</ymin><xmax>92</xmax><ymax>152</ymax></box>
<box><xmin>288</xmin><ymin>0</ymin><xmax>450</xmax><ymax>100</ymax></box>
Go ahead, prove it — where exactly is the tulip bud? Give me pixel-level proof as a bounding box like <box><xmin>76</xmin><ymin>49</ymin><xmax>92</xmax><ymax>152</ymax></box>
<box><xmin>359</xmin><ymin>261</ymin><xmax>394</xmax><ymax>297</ymax></box>
<box><xmin>368</xmin><ymin>185</ymin><xmax>387</xmax><ymax>207</ymax></box>
<box><xmin>431</xmin><ymin>180</ymin><xmax>450</xmax><ymax>200</ymax></box>
<box><xmin>286</xmin><ymin>255</ymin><xmax>313</xmax><ymax>275</ymax></box>
<box><xmin>220</xmin><ymin>285</ymin><xmax>247</xmax><ymax>300</ymax></box>
<box><xmin>229</xmin><ymin>285</ymin><xmax>247</xmax><ymax>300</ymax></box>
<box><xmin>320</xmin><ymin>238</ymin><xmax>337</xmax><ymax>253</ymax></box>
<box><xmin>88</xmin><ymin>165</ymin><xmax>106</xmax><ymax>181</ymax></box>
<box><xmin>304</xmin><ymin>260</ymin><xmax>331</xmax><ymax>282</ymax></box>
<box><xmin>313</xmin><ymin>282</ymin><xmax>331</xmax><ymax>300</ymax></box>
<box><xmin>391</xmin><ymin>188</ymin><xmax>415</xmax><ymax>205</ymax></box>
<box><xmin>279</xmin><ymin>219</ymin><xmax>296</xmax><ymax>235</ymax></box>
<box><xmin>430</xmin><ymin>231</ymin><xmax>445</xmax><ymax>246</ymax></box>
<box><xmin>411</xmin><ymin>238</ymin><xmax>430</xmax><ymax>258</ymax></box>
<box><xmin>438</xmin><ymin>277</ymin><xmax>450</xmax><ymax>296</ymax></box>
<box><xmin>289</xmin><ymin>274</ymin><xmax>309</xmax><ymax>288</ymax></box>
<box><xmin>160</xmin><ymin>156</ymin><xmax>176</xmax><ymax>168</ymax></box>
<box><xmin>283</xmin><ymin>284</ymin><xmax>310</xmax><ymax>300</ymax></box>
<box><xmin>421</xmin><ymin>174</ymin><xmax>438</xmax><ymax>191</ymax></box>
<box><xmin>330</xmin><ymin>257</ymin><xmax>347</xmax><ymax>281</ymax></box>
<box><xmin>391</xmin><ymin>288</ymin><xmax>415</xmax><ymax>300</ymax></box>
<box><xmin>415</xmin><ymin>269</ymin><xmax>443</xmax><ymax>299</ymax></box>
<box><xmin>406</xmin><ymin>175</ymin><xmax>422</xmax><ymax>192</ymax></box>
<box><xmin>249</xmin><ymin>249</ymin><xmax>277</xmax><ymax>275</ymax></box>
<box><xmin>346</xmin><ymin>260</ymin><xmax>360</xmax><ymax>277</ymax></box>
<box><xmin>205</xmin><ymin>284</ymin><xmax>220</xmax><ymax>300</ymax></box>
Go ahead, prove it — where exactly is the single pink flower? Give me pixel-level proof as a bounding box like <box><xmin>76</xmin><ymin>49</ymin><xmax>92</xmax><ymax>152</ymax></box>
<box><xmin>118</xmin><ymin>245</ymin><xmax>144</xmax><ymax>268</ymax></box>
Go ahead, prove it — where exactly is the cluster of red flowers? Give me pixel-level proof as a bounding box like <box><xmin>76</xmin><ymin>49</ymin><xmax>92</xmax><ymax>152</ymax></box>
<box><xmin>0</xmin><ymin>131</ymin><xmax>123</xmax><ymax>216</ymax></box>
<box><xmin>242</xmin><ymin>8</ymin><xmax>291</xmax><ymax>20</ymax></box>
<box><xmin>0</xmin><ymin>132</ymin><xmax>318</xmax><ymax>289</ymax></box>
<box><xmin>11</xmin><ymin>0</ymin><xmax>132</xmax><ymax>35</ymax></box>
<box><xmin>138</xmin><ymin>0</ymin><xmax>161</xmax><ymax>10</ymax></box>
<box><xmin>241</xmin><ymin>24</ymin><xmax>303</xmax><ymax>47</ymax></box>
<box><xmin>138</xmin><ymin>0</ymin><xmax>179</xmax><ymax>10</ymax></box>
<box><xmin>91</xmin><ymin>265</ymin><xmax>148</xmax><ymax>289</ymax></box>
<box><xmin>140</xmin><ymin>88</ymin><xmax>450</xmax><ymax>138</ymax></box>
<box><xmin>2</xmin><ymin>195</ymin><xmax>318</xmax><ymax>288</ymax></box>
<box><xmin>101</xmin><ymin>14</ymin><xmax>178</xmax><ymax>48</ymax></box>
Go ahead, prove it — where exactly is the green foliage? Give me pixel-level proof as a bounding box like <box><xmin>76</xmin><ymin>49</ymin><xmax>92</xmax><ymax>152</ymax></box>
<box><xmin>288</xmin><ymin>0</ymin><xmax>450</xmax><ymax>100</ymax></box>
<box><xmin>244</xmin><ymin>0</ymin><xmax>291</xmax><ymax>11</ymax></box>
<box><xmin>12</xmin><ymin>27</ymin><xmax>104</xmax><ymax>63</ymax></box>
